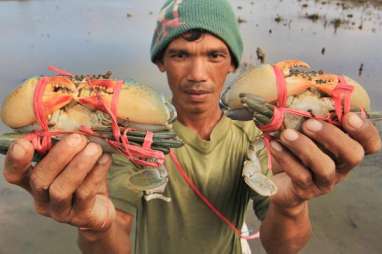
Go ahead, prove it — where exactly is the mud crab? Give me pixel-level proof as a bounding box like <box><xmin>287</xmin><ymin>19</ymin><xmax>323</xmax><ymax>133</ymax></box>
<box><xmin>0</xmin><ymin>70</ymin><xmax>182</xmax><ymax>195</ymax></box>
<box><xmin>1</xmin><ymin>75</ymin><xmax>176</xmax><ymax>130</ymax></box>
<box><xmin>221</xmin><ymin>59</ymin><xmax>381</xmax><ymax>196</ymax></box>
<box><xmin>223</xmin><ymin>59</ymin><xmax>371</xmax><ymax>126</ymax></box>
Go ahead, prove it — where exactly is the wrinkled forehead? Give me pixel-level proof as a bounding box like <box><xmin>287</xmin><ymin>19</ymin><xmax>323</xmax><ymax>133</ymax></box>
<box><xmin>166</xmin><ymin>32</ymin><xmax>231</xmax><ymax>53</ymax></box>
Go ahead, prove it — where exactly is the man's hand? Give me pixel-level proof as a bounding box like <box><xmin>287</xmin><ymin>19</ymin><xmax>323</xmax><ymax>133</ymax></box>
<box><xmin>269</xmin><ymin>112</ymin><xmax>381</xmax><ymax>213</ymax></box>
<box><xmin>3</xmin><ymin>134</ymin><xmax>116</xmax><ymax>232</ymax></box>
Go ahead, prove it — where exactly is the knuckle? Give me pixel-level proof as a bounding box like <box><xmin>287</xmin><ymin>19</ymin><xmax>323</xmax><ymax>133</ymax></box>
<box><xmin>50</xmin><ymin>211</ymin><xmax>70</xmax><ymax>223</ymax></box>
<box><xmin>318</xmin><ymin>185</ymin><xmax>334</xmax><ymax>195</ymax></box>
<box><xmin>294</xmin><ymin>187</ymin><xmax>310</xmax><ymax>201</ymax></box>
<box><xmin>347</xmin><ymin>145</ymin><xmax>365</xmax><ymax>167</ymax></box>
<box><xmin>327</xmin><ymin>159</ymin><xmax>336</xmax><ymax>173</ymax></box>
<box><xmin>296</xmin><ymin>173</ymin><xmax>314</xmax><ymax>189</ymax></box>
<box><xmin>49</xmin><ymin>183</ymin><xmax>70</xmax><ymax>204</ymax></box>
<box><xmin>3</xmin><ymin>170</ymin><xmax>21</xmax><ymax>185</ymax></box>
<box><xmin>29</xmin><ymin>173</ymin><xmax>48</xmax><ymax>193</ymax></box>
<box><xmin>34</xmin><ymin>202</ymin><xmax>49</xmax><ymax>216</ymax></box>
<box><xmin>365</xmin><ymin>131</ymin><xmax>382</xmax><ymax>154</ymax></box>
<box><xmin>76</xmin><ymin>187</ymin><xmax>94</xmax><ymax>203</ymax></box>
<box><xmin>319</xmin><ymin>164</ymin><xmax>336</xmax><ymax>187</ymax></box>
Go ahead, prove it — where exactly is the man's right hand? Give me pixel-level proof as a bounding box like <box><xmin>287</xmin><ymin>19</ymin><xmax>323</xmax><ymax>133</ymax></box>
<box><xmin>3</xmin><ymin>133</ymin><xmax>116</xmax><ymax>232</ymax></box>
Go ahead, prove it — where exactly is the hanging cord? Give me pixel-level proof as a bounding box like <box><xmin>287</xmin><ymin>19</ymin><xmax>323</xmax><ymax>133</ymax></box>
<box><xmin>169</xmin><ymin>150</ymin><xmax>260</xmax><ymax>240</ymax></box>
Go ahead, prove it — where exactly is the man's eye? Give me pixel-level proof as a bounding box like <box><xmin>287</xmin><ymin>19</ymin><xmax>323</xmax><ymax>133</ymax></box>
<box><xmin>208</xmin><ymin>52</ymin><xmax>225</xmax><ymax>61</ymax></box>
<box><xmin>171</xmin><ymin>52</ymin><xmax>188</xmax><ymax>59</ymax></box>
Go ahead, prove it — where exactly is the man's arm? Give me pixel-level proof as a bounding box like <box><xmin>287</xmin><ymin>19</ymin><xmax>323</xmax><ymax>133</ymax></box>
<box><xmin>78</xmin><ymin>209</ymin><xmax>133</xmax><ymax>254</ymax></box>
<box><xmin>258</xmin><ymin>112</ymin><xmax>381</xmax><ymax>253</ymax></box>
<box><xmin>260</xmin><ymin>202</ymin><xmax>311</xmax><ymax>254</ymax></box>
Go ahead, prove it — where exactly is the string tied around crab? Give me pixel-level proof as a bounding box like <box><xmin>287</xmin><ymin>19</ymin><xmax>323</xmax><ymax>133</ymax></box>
<box><xmin>24</xmin><ymin>66</ymin><xmax>165</xmax><ymax>168</ymax></box>
<box><xmin>259</xmin><ymin>65</ymin><xmax>356</xmax><ymax>170</ymax></box>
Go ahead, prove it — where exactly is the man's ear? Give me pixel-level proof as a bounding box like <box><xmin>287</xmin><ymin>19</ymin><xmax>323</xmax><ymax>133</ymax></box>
<box><xmin>228</xmin><ymin>63</ymin><xmax>235</xmax><ymax>74</ymax></box>
<box><xmin>155</xmin><ymin>60</ymin><xmax>166</xmax><ymax>73</ymax></box>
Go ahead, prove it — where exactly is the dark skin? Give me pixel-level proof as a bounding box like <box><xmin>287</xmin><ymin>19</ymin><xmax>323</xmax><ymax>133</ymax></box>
<box><xmin>3</xmin><ymin>33</ymin><xmax>381</xmax><ymax>254</ymax></box>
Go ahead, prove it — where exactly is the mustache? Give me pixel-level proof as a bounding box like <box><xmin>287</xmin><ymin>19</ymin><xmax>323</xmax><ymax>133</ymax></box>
<box><xmin>181</xmin><ymin>83</ymin><xmax>215</xmax><ymax>94</ymax></box>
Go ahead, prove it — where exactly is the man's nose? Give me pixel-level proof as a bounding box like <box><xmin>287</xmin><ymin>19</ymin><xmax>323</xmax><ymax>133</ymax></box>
<box><xmin>187</xmin><ymin>58</ymin><xmax>208</xmax><ymax>83</ymax></box>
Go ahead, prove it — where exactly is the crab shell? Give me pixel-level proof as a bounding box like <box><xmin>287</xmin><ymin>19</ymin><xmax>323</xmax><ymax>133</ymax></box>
<box><xmin>77</xmin><ymin>79</ymin><xmax>175</xmax><ymax>126</ymax></box>
<box><xmin>1</xmin><ymin>76</ymin><xmax>76</xmax><ymax>129</ymax></box>
<box><xmin>1</xmin><ymin>77</ymin><xmax>175</xmax><ymax>130</ymax></box>
<box><xmin>222</xmin><ymin>60</ymin><xmax>371</xmax><ymax>111</ymax></box>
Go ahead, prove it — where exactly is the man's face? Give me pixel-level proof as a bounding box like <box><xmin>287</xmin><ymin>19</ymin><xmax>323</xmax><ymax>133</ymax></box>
<box><xmin>156</xmin><ymin>33</ymin><xmax>235</xmax><ymax>116</ymax></box>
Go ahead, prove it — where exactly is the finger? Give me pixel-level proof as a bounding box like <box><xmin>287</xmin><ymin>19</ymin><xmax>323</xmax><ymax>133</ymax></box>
<box><xmin>78</xmin><ymin>195</ymin><xmax>116</xmax><ymax>232</ymax></box>
<box><xmin>302</xmin><ymin>119</ymin><xmax>364</xmax><ymax>175</ymax></box>
<box><xmin>270</xmin><ymin>140</ymin><xmax>321</xmax><ymax>197</ymax></box>
<box><xmin>49</xmin><ymin>143</ymin><xmax>103</xmax><ymax>222</ymax></box>
<box><xmin>74</xmin><ymin>154</ymin><xmax>112</xmax><ymax>214</ymax></box>
<box><xmin>3</xmin><ymin>138</ymin><xmax>34</xmax><ymax>191</ymax></box>
<box><xmin>342</xmin><ymin>112</ymin><xmax>381</xmax><ymax>154</ymax></box>
<box><xmin>29</xmin><ymin>134</ymin><xmax>87</xmax><ymax>209</ymax></box>
<box><xmin>268</xmin><ymin>154</ymin><xmax>283</xmax><ymax>175</ymax></box>
<box><xmin>279</xmin><ymin>129</ymin><xmax>337</xmax><ymax>191</ymax></box>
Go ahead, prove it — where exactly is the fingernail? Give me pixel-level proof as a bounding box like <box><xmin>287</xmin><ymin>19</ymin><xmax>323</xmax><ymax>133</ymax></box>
<box><xmin>10</xmin><ymin>143</ymin><xmax>25</xmax><ymax>159</ymax></box>
<box><xmin>271</xmin><ymin>141</ymin><xmax>282</xmax><ymax>151</ymax></box>
<box><xmin>98</xmin><ymin>154</ymin><xmax>110</xmax><ymax>165</ymax></box>
<box><xmin>305</xmin><ymin>119</ymin><xmax>323</xmax><ymax>132</ymax></box>
<box><xmin>283</xmin><ymin>129</ymin><xmax>299</xmax><ymax>141</ymax></box>
<box><xmin>67</xmin><ymin>134</ymin><xmax>83</xmax><ymax>147</ymax></box>
<box><xmin>84</xmin><ymin>143</ymin><xmax>100</xmax><ymax>156</ymax></box>
<box><xmin>348</xmin><ymin>113</ymin><xmax>363</xmax><ymax>129</ymax></box>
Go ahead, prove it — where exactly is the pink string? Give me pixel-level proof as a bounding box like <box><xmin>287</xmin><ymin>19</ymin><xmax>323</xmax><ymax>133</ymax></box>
<box><xmin>24</xmin><ymin>67</ymin><xmax>166</xmax><ymax>168</ymax></box>
<box><xmin>86</xmin><ymin>79</ymin><xmax>165</xmax><ymax>168</ymax></box>
<box><xmin>258</xmin><ymin>66</ymin><xmax>354</xmax><ymax>170</ymax></box>
<box><xmin>47</xmin><ymin>66</ymin><xmax>74</xmax><ymax>77</ymax></box>
<box><xmin>169</xmin><ymin>150</ymin><xmax>260</xmax><ymax>240</ymax></box>
<box><xmin>331</xmin><ymin>76</ymin><xmax>354</xmax><ymax>122</ymax></box>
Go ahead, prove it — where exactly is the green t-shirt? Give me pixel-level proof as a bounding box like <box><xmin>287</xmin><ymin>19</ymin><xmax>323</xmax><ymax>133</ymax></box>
<box><xmin>108</xmin><ymin>116</ymin><xmax>270</xmax><ymax>254</ymax></box>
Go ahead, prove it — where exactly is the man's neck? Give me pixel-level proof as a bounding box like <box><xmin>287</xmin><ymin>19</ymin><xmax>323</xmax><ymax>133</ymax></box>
<box><xmin>176</xmin><ymin>107</ymin><xmax>223</xmax><ymax>140</ymax></box>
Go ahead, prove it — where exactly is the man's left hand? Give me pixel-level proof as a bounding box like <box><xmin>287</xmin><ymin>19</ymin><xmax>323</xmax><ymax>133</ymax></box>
<box><xmin>269</xmin><ymin>112</ymin><xmax>381</xmax><ymax>213</ymax></box>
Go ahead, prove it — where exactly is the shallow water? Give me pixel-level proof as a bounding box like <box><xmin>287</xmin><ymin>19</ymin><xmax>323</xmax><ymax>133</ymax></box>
<box><xmin>0</xmin><ymin>1</ymin><xmax>381</xmax><ymax>253</ymax></box>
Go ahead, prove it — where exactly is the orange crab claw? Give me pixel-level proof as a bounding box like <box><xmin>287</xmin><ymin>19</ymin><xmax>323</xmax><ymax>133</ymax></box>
<box><xmin>42</xmin><ymin>76</ymin><xmax>77</xmax><ymax>115</ymax></box>
<box><xmin>1</xmin><ymin>76</ymin><xmax>76</xmax><ymax>128</ymax></box>
<box><xmin>77</xmin><ymin>79</ymin><xmax>174</xmax><ymax>125</ymax></box>
<box><xmin>312</xmin><ymin>74</ymin><xmax>370</xmax><ymax>110</ymax></box>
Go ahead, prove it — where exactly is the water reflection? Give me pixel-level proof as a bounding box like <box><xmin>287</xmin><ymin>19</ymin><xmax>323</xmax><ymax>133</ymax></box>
<box><xmin>0</xmin><ymin>1</ymin><xmax>381</xmax><ymax>114</ymax></box>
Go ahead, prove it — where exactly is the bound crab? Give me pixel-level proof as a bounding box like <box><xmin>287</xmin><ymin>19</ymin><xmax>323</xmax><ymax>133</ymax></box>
<box><xmin>0</xmin><ymin>67</ymin><xmax>182</xmax><ymax>195</ymax></box>
<box><xmin>221</xmin><ymin>60</ymin><xmax>381</xmax><ymax>196</ymax></box>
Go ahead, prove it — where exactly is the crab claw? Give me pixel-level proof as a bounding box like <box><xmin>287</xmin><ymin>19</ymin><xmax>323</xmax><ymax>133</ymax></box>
<box><xmin>78</xmin><ymin>79</ymin><xmax>174</xmax><ymax>126</ymax></box>
<box><xmin>222</xmin><ymin>60</ymin><xmax>315</xmax><ymax>108</ymax></box>
<box><xmin>1</xmin><ymin>76</ymin><xmax>76</xmax><ymax>129</ymax></box>
<box><xmin>312</xmin><ymin>74</ymin><xmax>371</xmax><ymax>110</ymax></box>
<box><xmin>274</xmin><ymin>59</ymin><xmax>311</xmax><ymax>76</ymax></box>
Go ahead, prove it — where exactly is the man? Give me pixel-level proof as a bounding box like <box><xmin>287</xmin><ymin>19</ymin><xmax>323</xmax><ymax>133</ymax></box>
<box><xmin>3</xmin><ymin>0</ymin><xmax>381</xmax><ymax>253</ymax></box>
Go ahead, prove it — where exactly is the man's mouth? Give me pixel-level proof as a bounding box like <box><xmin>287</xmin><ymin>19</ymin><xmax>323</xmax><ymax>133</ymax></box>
<box><xmin>184</xmin><ymin>90</ymin><xmax>210</xmax><ymax>101</ymax></box>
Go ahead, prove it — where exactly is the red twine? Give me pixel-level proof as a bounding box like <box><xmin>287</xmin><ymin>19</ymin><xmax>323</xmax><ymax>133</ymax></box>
<box><xmin>259</xmin><ymin>65</ymin><xmax>354</xmax><ymax>170</ymax></box>
<box><xmin>24</xmin><ymin>66</ymin><xmax>165</xmax><ymax>167</ymax></box>
<box><xmin>169</xmin><ymin>150</ymin><xmax>260</xmax><ymax>240</ymax></box>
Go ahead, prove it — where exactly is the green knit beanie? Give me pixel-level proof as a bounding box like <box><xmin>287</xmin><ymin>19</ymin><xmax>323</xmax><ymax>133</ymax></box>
<box><xmin>150</xmin><ymin>0</ymin><xmax>243</xmax><ymax>67</ymax></box>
